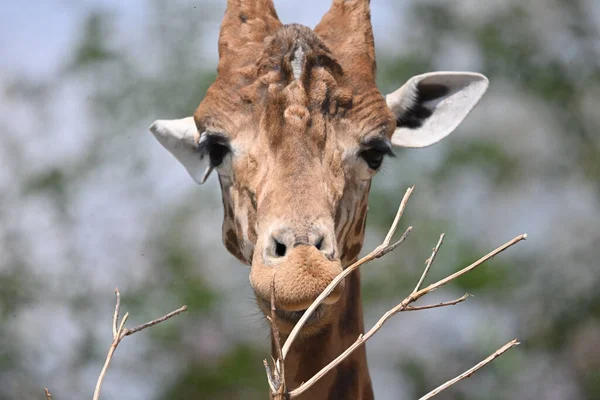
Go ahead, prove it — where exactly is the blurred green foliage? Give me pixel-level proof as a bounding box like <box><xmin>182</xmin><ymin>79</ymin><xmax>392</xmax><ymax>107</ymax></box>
<box><xmin>69</xmin><ymin>12</ymin><xmax>117</xmax><ymax>70</ymax></box>
<box><xmin>160</xmin><ymin>344</ymin><xmax>268</xmax><ymax>400</ymax></box>
<box><xmin>433</xmin><ymin>141</ymin><xmax>519</xmax><ymax>186</ymax></box>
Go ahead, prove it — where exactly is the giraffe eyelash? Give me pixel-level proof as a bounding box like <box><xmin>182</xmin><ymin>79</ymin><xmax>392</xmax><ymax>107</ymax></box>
<box><xmin>359</xmin><ymin>138</ymin><xmax>395</xmax><ymax>170</ymax></box>
<box><xmin>361</xmin><ymin>138</ymin><xmax>395</xmax><ymax>157</ymax></box>
<box><xmin>197</xmin><ymin>132</ymin><xmax>230</xmax><ymax>156</ymax></box>
<box><xmin>197</xmin><ymin>132</ymin><xmax>232</xmax><ymax>168</ymax></box>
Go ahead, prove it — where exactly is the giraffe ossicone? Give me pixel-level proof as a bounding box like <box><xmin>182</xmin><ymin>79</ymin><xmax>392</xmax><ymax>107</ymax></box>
<box><xmin>150</xmin><ymin>1</ymin><xmax>488</xmax><ymax>398</ymax></box>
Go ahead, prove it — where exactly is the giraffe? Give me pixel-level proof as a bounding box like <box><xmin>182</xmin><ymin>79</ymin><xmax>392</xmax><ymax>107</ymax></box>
<box><xmin>149</xmin><ymin>1</ymin><xmax>488</xmax><ymax>398</ymax></box>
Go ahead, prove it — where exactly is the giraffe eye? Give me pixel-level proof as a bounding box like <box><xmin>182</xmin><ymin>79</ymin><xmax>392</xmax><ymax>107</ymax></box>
<box><xmin>208</xmin><ymin>143</ymin><xmax>230</xmax><ymax>167</ymax></box>
<box><xmin>360</xmin><ymin>149</ymin><xmax>386</xmax><ymax>170</ymax></box>
<box><xmin>359</xmin><ymin>137</ymin><xmax>395</xmax><ymax>170</ymax></box>
<box><xmin>198</xmin><ymin>133</ymin><xmax>231</xmax><ymax>167</ymax></box>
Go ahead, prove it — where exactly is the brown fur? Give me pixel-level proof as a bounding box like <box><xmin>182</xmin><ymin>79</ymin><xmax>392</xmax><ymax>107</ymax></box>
<box><xmin>194</xmin><ymin>1</ymin><xmax>393</xmax><ymax>398</ymax></box>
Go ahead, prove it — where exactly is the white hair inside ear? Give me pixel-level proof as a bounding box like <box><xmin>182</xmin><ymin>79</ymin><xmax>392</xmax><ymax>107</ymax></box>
<box><xmin>386</xmin><ymin>72</ymin><xmax>489</xmax><ymax>148</ymax></box>
<box><xmin>149</xmin><ymin>117</ymin><xmax>212</xmax><ymax>184</ymax></box>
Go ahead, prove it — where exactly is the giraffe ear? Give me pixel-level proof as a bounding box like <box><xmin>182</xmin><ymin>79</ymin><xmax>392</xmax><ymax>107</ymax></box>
<box><xmin>149</xmin><ymin>117</ymin><xmax>210</xmax><ymax>185</ymax></box>
<box><xmin>386</xmin><ymin>72</ymin><xmax>489</xmax><ymax>148</ymax></box>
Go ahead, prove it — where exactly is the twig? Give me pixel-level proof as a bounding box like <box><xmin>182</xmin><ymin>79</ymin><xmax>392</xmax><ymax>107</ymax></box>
<box><xmin>288</xmin><ymin>233</ymin><xmax>527</xmax><ymax>397</ymax></box>
<box><xmin>264</xmin><ymin>279</ymin><xmax>288</xmax><ymax>399</ymax></box>
<box><xmin>93</xmin><ymin>339</ymin><xmax>119</xmax><ymax>400</ymax></box>
<box><xmin>418</xmin><ymin>339</ymin><xmax>520</xmax><ymax>400</ymax></box>
<box><xmin>124</xmin><ymin>306</ymin><xmax>187</xmax><ymax>336</ymax></box>
<box><xmin>117</xmin><ymin>313</ymin><xmax>129</xmax><ymax>337</ymax></box>
<box><xmin>266</xmin><ymin>186</ymin><xmax>527</xmax><ymax>399</ymax></box>
<box><xmin>415</xmin><ymin>234</ymin><xmax>526</xmax><ymax>301</ymax></box>
<box><xmin>375</xmin><ymin>227</ymin><xmax>414</xmax><ymax>259</ymax></box>
<box><xmin>414</xmin><ymin>234</ymin><xmax>445</xmax><ymax>293</ymax></box>
<box><xmin>112</xmin><ymin>288</ymin><xmax>120</xmax><ymax>340</ymax></box>
<box><xmin>93</xmin><ymin>289</ymin><xmax>187</xmax><ymax>400</ymax></box>
<box><xmin>281</xmin><ymin>187</ymin><xmax>415</xmax><ymax>359</ymax></box>
<box><xmin>270</xmin><ymin>280</ymin><xmax>284</xmax><ymax>376</ymax></box>
<box><xmin>404</xmin><ymin>293</ymin><xmax>470</xmax><ymax>311</ymax></box>
<box><xmin>383</xmin><ymin>185</ymin><xmax>414</xmax><ymax>245</ymax></box>
<box><xmin>44</xmin><ymin>388</ymin><xmax>52</xmax><ymax>400</ymax></box>
<box><xmin>264</xmin><ymin>359</ymin><xmax>279</xmax><ymax>393</ymax></box>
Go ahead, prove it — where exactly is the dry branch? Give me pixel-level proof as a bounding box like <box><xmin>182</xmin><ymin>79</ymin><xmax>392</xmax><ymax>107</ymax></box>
<box><xmin>265</xmin><ymin>280</ymin><xmax>288</xmax><ymax>399</ymax></box>
<box><xmin>404</xmin><ymin>293</ymin><xmax>470</xmax><ymax>311</ymax></box>
<box><xmin>418</xmin><ymin>339</ymin><xmax>520</xmax><ymax>400</ymax></box>
<box><xmin>264</xmin><ymin>186</ymin><xmax>527</xmax><ymax>399</ymax></box>
<box><xmin>44</xmin><ymin>388</ymin><xmax>52</xmax><ymax>400</ymax></box>
<box><xmin>281</xmin><ymin>186</ymin><xmax>415</xmax><ymax>359</ymax></box>
<box><xmin>93</xmin><ymin>289</ymin><xmax>187</xmax><ymax>400</ymax></box>
<box><xmin>414</xmin><ymin>233</ymin><xmax>445</xmax><ymax>293</ymax></box>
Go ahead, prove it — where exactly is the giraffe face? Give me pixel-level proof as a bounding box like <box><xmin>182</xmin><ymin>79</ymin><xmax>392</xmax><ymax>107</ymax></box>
<box><xmin>150</xmin><ymin>2</ymin><xmax>488</xmax><ymax>335</ymax></box>
<box><xmin>192</xmin><ymin>26</ymin><xmax>396</xmax><ymax>333</ymax></box>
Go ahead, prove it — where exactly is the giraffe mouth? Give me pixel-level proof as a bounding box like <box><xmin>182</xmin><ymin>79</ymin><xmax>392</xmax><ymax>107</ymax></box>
<box><xmin>258</xmin><ymin>299</ymin><xmax>326</xmax><ymax>325</ymax></box>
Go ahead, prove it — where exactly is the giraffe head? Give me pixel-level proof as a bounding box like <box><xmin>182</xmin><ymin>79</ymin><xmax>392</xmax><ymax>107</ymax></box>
<box><xmin>150</xmin><ymin>0</ymin><xmax>488</xmax><ymax>335</ymax></box>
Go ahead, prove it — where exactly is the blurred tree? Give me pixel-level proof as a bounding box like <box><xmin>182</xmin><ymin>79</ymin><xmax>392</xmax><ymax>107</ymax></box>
<box><xmin>0</xmin><ymin>0</ymin><xmax>598</xmax><ymax>399</ymax></box>
<box><xmin>370</xmin><ymin>1</ymin><xmax>600</xmax><ymax>399</ymax></box>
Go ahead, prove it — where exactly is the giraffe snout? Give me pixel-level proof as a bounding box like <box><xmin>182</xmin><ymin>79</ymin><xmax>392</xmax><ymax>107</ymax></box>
<box><xmin>264</xmin><ymin>225</ymin><xmax>335</xmax><ymax>262</ymax></box>
<box><xmin>250</xmin><ymin>231</ymin><xmax>345</xmax><ymax>318</ymax></box>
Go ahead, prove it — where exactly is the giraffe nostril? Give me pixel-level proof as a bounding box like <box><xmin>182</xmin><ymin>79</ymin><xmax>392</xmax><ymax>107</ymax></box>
<box><xmin>274</xmin><ymin>240</ymin><xmax>287</xmax><ymax>257</ymax></box>
<box><xmin>315</xmin><ymin>236</ymin><xmax>324</xmax><ymax>251</ymax></box>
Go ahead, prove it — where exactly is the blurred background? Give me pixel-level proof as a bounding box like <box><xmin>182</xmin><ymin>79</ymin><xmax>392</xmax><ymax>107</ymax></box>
<box><xmin>1</xmin><ymin>0</ymin><xmax>599</xmax><ymax>399</ymax></box>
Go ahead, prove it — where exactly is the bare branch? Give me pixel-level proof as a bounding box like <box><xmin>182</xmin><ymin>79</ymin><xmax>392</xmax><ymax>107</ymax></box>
<box><xmin>404</xmin><ymin>294</ymin><xmax>470</xmax><ymax>311</ymax></box>
<box><xmin>383</xmin><ymin>185</ymin><xmax>414</xmax><ymax>246</ymax></box>
<box><xmin>280</xmin><ymin>226</ymin><xmax>412</xmax><ymax>359</ymax></box>
<box><xmin>373</xmin><ymin>226</ymin><xmax>413</xmax><ymax>259</ymax></box>
<box><xmin>281</xmin><ymin>187</ymin><xmax>416</xmax><ymax>359</ymax></box>
<box><xmin>123</xmin><ymin>306</ymin><xmax>188</xmax><ymax>337</ymax></box>
<box><xmin>413</xmin><ymin>234</ymin><xmax>445</xmax><ymax>293</ymax></box>
<box><xmin>264</xmin><ymin>278</ymin><xmax>288</xmax><ymax>399</ymax></box>
<box><xmin>44</xmin><ymin>388</ymin><xmax>52</xmax><ymax>400</ymax></box>
<box><xmin>93</xmin><ymin>339</ymin><xmax>119</xmax><ymax>400</ymax></box>
<box><xmin>413</xmin><ymin>234</ymin><xmax>527</xmax><ymax>303</ymax></box>
<box><xmin>288</xmin><ymin>233</ymin><xmax>526</xmax><ymax>397</ymax></box>
<box><xmin>93</xmin><ymin>291</ymin><xmax>187</xmax><ymax>400</ymax></box>
<box><xmin>263</xmin><ymin>359</ymin><xmax>279</xmax><ymax>393</ymax></box>
<box><xmin>264</xmin><ymin>185</ymin><xmax>527</xmax><ymax>398</ymax></box>
<box><xmin>117</xmin><ymin>312</ymin><xmax>129</xmax><ymax>338</ymax></box>
<box><xmin>270</xmin><ymin>280</ymin><xmax>284</xmax><ymax>373</ymax></box>
<box><xmin>112</xmin><ymin>288</ymin><xmax>120</xmax><ymax>340</ymax></box>
<box><xmin>418</xmin><ymin>339</ymin><xmax>520</xmax><ymax>400</ymax></box>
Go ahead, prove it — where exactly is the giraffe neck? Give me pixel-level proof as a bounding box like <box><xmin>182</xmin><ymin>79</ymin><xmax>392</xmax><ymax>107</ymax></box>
<box><xmin>278</xmin><ymin>269</ymin><xmax>373</xmax><ymax>399</ymax></box>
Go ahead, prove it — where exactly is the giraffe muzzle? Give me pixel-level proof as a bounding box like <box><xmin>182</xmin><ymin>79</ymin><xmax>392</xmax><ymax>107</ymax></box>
<box><xmin>250</xmin><ymin>244</ymin><xmax>345</xmax><ymax>316</ymax></box>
